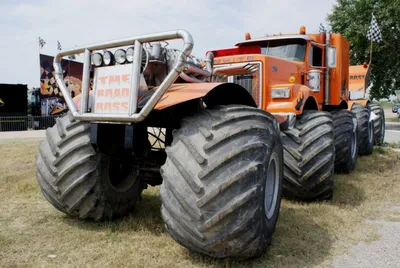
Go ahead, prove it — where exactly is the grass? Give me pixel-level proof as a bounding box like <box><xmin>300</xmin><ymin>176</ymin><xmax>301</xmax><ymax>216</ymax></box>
<box><xmin>383</xmin><ymin>142</ymin><xmax>400</xmax><ymax>149</ymax></box>
<box><xmin>386</xmin><ymin>117</ymin><xmax>400</xmax><ymax>122</ymax></box>
<box><xmin>378</xmin><ymin>101</ymin><xmax>396</xmax><ymax>109</ymax></box>
<box><xmin>1</xmin><ymin>140</ymin><xmax>400</xmax><ymax>268</ymax></box>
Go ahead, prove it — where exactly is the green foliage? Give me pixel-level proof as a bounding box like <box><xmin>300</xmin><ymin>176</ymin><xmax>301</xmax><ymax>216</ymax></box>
<box><xmin>327</xmin><ymin>0</ymin><xmax>400</xmax><ymax>100</ymax></box>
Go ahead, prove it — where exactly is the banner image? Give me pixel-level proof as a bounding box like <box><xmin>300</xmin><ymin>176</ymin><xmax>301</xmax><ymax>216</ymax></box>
<box><xmin>39</xmin><ymin>54</ymin><xmax>84</xmax><ymax>115</ymax></box>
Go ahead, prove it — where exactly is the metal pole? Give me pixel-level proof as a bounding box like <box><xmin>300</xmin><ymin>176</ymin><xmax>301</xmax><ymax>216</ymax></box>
<box><xmin>369</xmin><ymin>38</ymin><xmax>373</xmax><ymax>65</ymax></box>
<box><xmin>80</xmin><ymin>49</ymin><xmax>91</xmax><ymax>114</ymax></box>
<box><xmin>324</xmin><ymin>32</ymin><xmax>331</xmax><ymax>105</ymax></box>
<box><xmin>128</xmin><ymin>40</ymin><xmax>142</xmax><ymax>116</ymax></box>
<box><xmin>53</xmin><ymin>59</ymin><xmax>79</xmax><ymax>116</ymax></box>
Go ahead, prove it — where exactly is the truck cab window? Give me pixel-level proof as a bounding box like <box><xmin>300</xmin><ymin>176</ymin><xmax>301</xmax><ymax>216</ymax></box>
<box><xmin>311</xmin><ymin>45</ymin><xmax>323</xmax><ymax>67</ymax></box>
<box><xmin>259</xmin><ymin>39</ymin><xmax>307</xmax><ymax>62</ymax></box>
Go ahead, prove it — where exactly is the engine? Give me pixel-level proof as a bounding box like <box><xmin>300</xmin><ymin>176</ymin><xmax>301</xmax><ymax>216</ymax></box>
<box><xmin>90</xmin><ymin>42</ymin><xmax>208</xmax><ymax>91</ymax></box>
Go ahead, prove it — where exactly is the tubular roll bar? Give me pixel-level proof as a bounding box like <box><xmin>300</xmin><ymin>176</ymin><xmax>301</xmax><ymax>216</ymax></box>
<box><xmin>53</xmin><ymin>29</ymin><xmax>194</xmax><ymax>123</ymax></box>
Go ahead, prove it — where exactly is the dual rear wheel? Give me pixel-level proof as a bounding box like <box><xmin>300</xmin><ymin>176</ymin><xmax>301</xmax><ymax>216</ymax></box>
<box><xmin>281</xmin><ymin>102</ymin><xmax>386</xmax><ymax>202</ymax></box>
<box><xmin>282</xmin><ymin>103</ymin><xmax>385</xmax><ymax>202</ymax></box>
<box><xmin>351</xmin><ymin>104</ymin><xmax>374</xmax><ymax>155</ymax></box>
<box><xmin>369</xmin><ymin>103</ymin><xmax>385</xmax><ymax>146</ymax></box>
<box><xmin>281</xmin><ymin>109</ymin><xmax>358</xmax><ymax>202</ymax></box>
<box><xmin>351</xmin><ymin>103</ymin><xmax>385</xmax><ymax>155</ymax></box>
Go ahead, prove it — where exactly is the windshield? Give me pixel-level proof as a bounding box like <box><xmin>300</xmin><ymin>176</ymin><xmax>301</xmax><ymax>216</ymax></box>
<box><xmin>259</xmin><ymin>39</ymin><xmax>306</xmax><ymax>62</ymax></box>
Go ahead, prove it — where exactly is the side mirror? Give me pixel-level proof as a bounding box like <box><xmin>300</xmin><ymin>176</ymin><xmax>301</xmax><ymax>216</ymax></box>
<box><xmin>327</xmin><ymin>46</ymin><xmax>337</xmax><ymax>68</ymax></box>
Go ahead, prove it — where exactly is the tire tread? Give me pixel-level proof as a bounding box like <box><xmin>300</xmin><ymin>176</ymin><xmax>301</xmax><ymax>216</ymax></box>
<box><xmin>282</xmin><ymin>111</ymin><xmax>335</xmax><ymax>201</ymax></box>
<box><xmin>160</xmin><ymin>105</ymin><xmax>282</xmax><ymax>259</ymax></box>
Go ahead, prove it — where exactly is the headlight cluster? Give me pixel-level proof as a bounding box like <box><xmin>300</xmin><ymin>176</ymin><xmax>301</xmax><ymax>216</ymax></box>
<box><xmin>91</xmin><ymin>47</ymin><xmax>136</xmax><ymax>67</ymax></box>
<box><xmin>114</xmin><ymin>49</ymin><xmax>126</xmax><ymax>64</ymax></box>
<box><xmin>271</xmin><ymin>87</ymin><xmax>290</xmax><ymax>99</ymax></box>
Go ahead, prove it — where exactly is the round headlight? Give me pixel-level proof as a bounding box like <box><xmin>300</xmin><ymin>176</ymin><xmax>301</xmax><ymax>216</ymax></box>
<box><xmin>103</xmin><ymin>51</ymin><xmax>113</xmax><ymax>65</ymax></box>
<box><xmin>126</xmin><ymin>47</ymin><xmax>134</xmax><ymax>62</ymax></box>
<box><xmin>92</xmin><ymin>53</ymin><xmax>103</xmax><ymax>67</ymax></box>
<box><xmin>115</xmin><ymin>49</ymin><xmax>126</xmax><ymax>64</ymax></box>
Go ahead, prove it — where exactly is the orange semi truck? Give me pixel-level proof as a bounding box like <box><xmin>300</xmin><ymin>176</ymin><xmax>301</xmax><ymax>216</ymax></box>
<box><xmin>35</xmin><ymin>27</ymin><xmax>383</xmax><ymax>260</ymax></box>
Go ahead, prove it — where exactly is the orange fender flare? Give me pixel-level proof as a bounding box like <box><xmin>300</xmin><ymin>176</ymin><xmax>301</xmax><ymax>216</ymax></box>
<box><xmin>347</xmin><ymin>99</ymin><xmax>369</xmax><ymax>111</ymax></box>
<box><xmin>267</xmin><ymin>84</ymin><xmax>319</xmax><ymax>114</ymax></box>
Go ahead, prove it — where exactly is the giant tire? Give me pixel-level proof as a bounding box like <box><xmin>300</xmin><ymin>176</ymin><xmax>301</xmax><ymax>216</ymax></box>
<box><xmin>369</xmin><ymin>103</ymin><xmax>385</xmax><ymax>145</ymax></box>
<box><xmin>159</xmin><ymin>105</ymin><xmax>283</xmax><ymax>260</ymax></box>
<box><xmin>36</xmin><ymin>112</ymin><xmax>143</xmax><ymax>220</ymax></box>
<box><xmin>332</xmin><ymin>110</ymin><xmax>358</xmax><ymax>173</ymax></box>
<box><xmin>282</xmin><ymin>111</ymin><xmax>335</xmax><ymax>202</ymax></box>
<box><xmin>351</xmin><ymin>104</ymin><xmax>374</xmax><ymax>155</ymax></box>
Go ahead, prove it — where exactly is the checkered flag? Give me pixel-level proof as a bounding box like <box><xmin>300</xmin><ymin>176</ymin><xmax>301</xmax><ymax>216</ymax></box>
<box><xmin>57</xmin><ymin>40</ymin><xmax>62</xmax><ymax>51</ymax></box>
<box><xmin>38</xmin><ymin>37</ymin><xmax>46</xmax><ymax>49</ymax></box>
<box><xmin>366</xmin><ymin>14</ymin><xmax>382</xmax><ymax>42</ymax></box>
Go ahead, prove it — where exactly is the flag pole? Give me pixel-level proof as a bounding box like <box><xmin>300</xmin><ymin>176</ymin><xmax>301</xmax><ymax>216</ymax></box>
<box><xmin>369</xmin><ymin>38</ymin><xmax>373</xmax><ymax>65</ymax></box>
<box><xmin>38</xmin><ymin>37</ymin><xmax>42</xmax><ymax>90</ymax></box>
<box><xmin>370</xmin><ymin>5</ymin><xmax>378</xmax><ymax>67</ymax></box>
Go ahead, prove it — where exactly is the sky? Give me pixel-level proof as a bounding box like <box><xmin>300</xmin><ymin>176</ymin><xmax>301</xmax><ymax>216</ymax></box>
<box><xmin>0</xmin><ymin>0</ymin><xmax>337</xmax><ymax>88</ymax></box>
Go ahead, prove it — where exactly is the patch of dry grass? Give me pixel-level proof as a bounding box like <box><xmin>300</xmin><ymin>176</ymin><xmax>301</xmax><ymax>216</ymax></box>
<box><xmin>0</xmin><ymin>140</ymin><xmax>400</xmax><ymax>268</ymax></box>
<box><xmin>386</xmin><ymin>117</ymin><xmax>400</xmax><ymax>122</ymax></box>
<box><xmin>383</xmin><ymin>142</ymin><xmax>400</xmax><ymax>149</ymax></box>
<box><xmin>378</xmin><ymin>101</ymin><xmax>395</xmax><ymax>109</ymax></box>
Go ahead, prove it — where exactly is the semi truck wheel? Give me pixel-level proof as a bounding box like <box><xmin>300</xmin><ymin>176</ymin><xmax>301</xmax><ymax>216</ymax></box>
<box><xmin>351</xmin><ymin>104</ymin><xmax>374</xmax><ymax>155</ymax></box>
<box><xmin>36</xmin><ymin>112</ymin><xmax>143</xmax><ymax>220</ymax></box>
<box><xmin>331</xmin><ymin>110</ymin><xmax>358</xmax><ymax>173</ymax></box>
<box><xmin>368</xmin><ymin>103</ymin><xmax>385</xmax><ymax>145</ymax></box>
<box><xmin>282</xmin><ymin>111</ymin><xmax>335</xmax><ymax>201</ymax></box>
<box><xmin>159</xmin><ymin>105</ymin><xmax>283</xmax><ymax>260</ymax></box>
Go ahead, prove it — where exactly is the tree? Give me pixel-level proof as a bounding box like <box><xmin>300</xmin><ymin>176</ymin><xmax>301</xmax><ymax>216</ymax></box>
<box><xmin>327</xmin><ymin>0</ymin><xmax>400</xmax><ymax>100</ymax></box>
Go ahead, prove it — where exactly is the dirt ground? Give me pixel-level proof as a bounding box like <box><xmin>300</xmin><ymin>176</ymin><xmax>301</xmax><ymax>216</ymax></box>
<box><xmin>385</xmin><ymin>108</ymin><xmax>397</xmax><ymax>119</ymax></box>
<box><xmin>333</xmin><ymin>204</ymin><xmax>400</xmax><ymax>268</ymax></box>
<box><xmin>0</xmin><ymin>130</ymin><xmax>45</xmax><ymax>141</ymax></box>
<box><xmin>332</xmin><ymin>103</ymin><xmax>400</xmax><ymax>267</ymax></box>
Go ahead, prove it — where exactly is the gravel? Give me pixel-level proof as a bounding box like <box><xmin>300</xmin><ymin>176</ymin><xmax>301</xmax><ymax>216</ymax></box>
<box><xmin>332</xmin><ymin>206</ymin><xmax>400</xmax><ymax>268</ymax></box>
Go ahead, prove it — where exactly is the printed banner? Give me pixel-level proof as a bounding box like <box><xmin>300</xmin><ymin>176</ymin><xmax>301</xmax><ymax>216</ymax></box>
<box><xmin>93</xmin><ymin>64</ymin><xmax>133</xmax><ymax>114</ymax></box>
<box><xmin>39</xmin><ymin>54</ymin><xmax>85</xmax><ymax>115</ymax></box>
